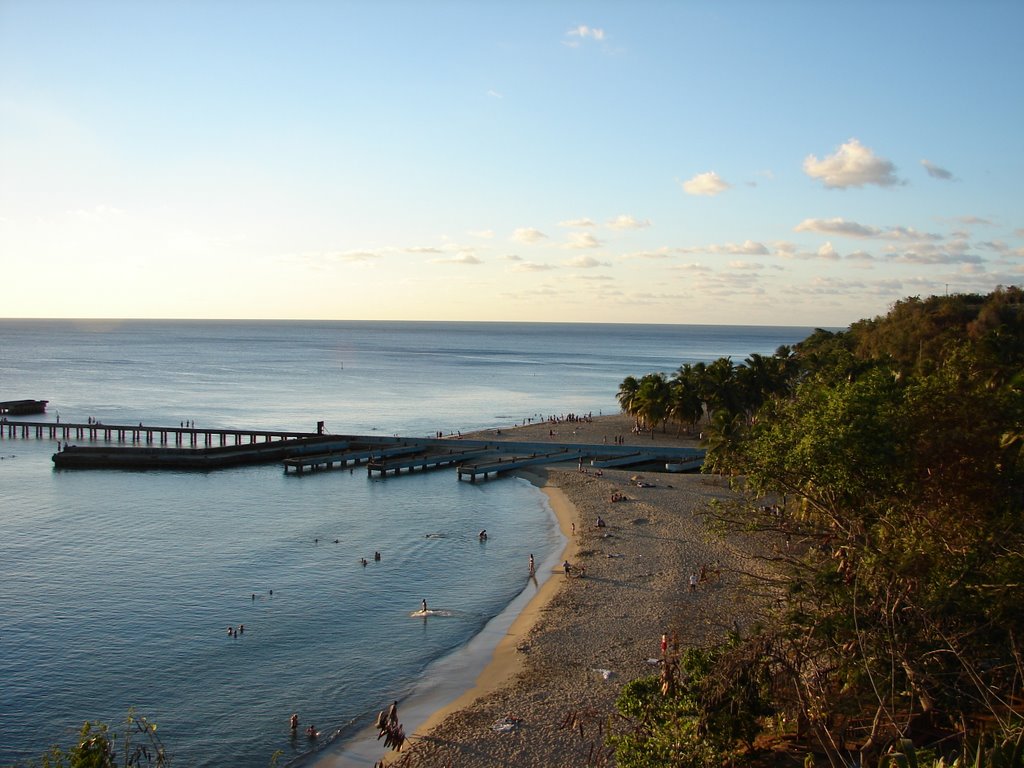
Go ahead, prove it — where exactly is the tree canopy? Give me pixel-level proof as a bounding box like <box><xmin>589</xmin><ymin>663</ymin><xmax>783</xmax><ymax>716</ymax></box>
<box><xmin>613</xmin><ymin>288</ymin><xmax>1024</xmax><ymax>767</ymax></box>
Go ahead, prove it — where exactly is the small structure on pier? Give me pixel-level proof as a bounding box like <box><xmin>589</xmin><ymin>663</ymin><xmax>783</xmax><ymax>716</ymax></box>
<box><xmin>0</xmin><ymin>399</ymin><xmax>48</xmax><ymax>415</ymax></box>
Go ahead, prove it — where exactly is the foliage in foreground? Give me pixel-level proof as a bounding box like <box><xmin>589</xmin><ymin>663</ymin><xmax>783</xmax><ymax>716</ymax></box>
<box><xmin>612</xmin><ymin>288</ymin><xmax>1024</xmax><ymax>768</ymax></box>
<box><xmin>611</xmin><ymin>636</ymin><xmax>774</xmax><ymax>768</ymax></box>
<box><xmin>20</xmin><ymin>713</ymin><xmax>167</xmax><ymax>768</ymax></box>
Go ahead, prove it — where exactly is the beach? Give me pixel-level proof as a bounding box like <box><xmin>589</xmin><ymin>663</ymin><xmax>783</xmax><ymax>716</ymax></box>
<box><xmin>368</xmin><ymin>414</ymin><xmax>773</xmax><ymax>767</ymax></box>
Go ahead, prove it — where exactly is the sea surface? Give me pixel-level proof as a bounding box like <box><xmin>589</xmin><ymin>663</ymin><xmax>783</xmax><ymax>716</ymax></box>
<box><xmin>0</xmin><ymin>320</ymin><xmax>815</xmax><ymax>767</ymax></box>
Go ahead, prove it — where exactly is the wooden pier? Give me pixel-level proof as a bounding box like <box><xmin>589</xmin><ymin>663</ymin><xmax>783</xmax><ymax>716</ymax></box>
<box><xmin>1</xmin><ymin>419</ymin><xmax>318</xmax><ymax>446</ymax></box>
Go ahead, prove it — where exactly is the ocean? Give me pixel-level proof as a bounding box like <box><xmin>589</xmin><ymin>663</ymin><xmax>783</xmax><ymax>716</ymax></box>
<box><xmin>0</xmin><ymin>320</ymin><xmax>815</xmax><ymax>767</ymax></box>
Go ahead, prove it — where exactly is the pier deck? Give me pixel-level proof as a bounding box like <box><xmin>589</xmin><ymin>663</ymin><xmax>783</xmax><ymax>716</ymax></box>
<box><xmin>2</xmin><ymin>419</ymin><xmax>704</xmax><ymax>477</ymax></box>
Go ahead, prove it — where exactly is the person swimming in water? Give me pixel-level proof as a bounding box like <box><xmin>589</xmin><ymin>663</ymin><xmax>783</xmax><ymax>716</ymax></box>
<box><xmin>479</xmin><ymin>529</ymin><xmax>488</xmax><ymax>541</ymax></box>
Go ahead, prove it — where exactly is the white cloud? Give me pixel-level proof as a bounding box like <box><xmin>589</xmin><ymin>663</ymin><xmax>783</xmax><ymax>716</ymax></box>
<box><xmin>513</xmin><ymin>227</ymin><xmax>547</xmax><ymax>243</ymax></box>
<box><xmin>846</xmin><ymin>250</ymin><xmax>875</xmax><ymax>265</ymax></box>
<box><xmin>606</xmin><ymin>214</ymin><xmax>651</xmax><ymax>230</ymax></box>
<box><xmin>677</xmin><ymin>240</ymin><xmax>769</xmax><ymax>255</ymax></box>
<box><xmin>432</xmin><ymin>253</ymin><xmax>482</xmax><ymax>265</ymax></box>
<box><xmin>405</xmin><ymin>246</ymin><xmax>445</xmax><ymax>254</ymax></box>
<box><xmin>623</xmin><ymin>247</ymin><xmax>673</xmax><ymax>260</ymax></box>
<box><xmin>558</xmin><ymin>217</ymin><xmax>596</xmax><ymax>228</ymax></box>
<box><xmin>803</xmin><ymin>138</ymin><xmax>902</xmax><ymax>188</ymax></box>
<box><xmin>795</xmin><ymin>218</ymin><xmax>880</xmax><ymax>238</ymax></box>
<box><xmin>681</xmin><ymin>171</ymin><xmax>732</xmax><ymax>196</ymax></box>
<box><xmin>513</xmin><ymin>261</ymin><xmax>557</xmax><ymax>272</ymax></box>
<box><xmin>486</xmin><ymin>89</ymin><xmax>503</xmax><ymax>99</ymax></box>
<box><xmin>564</xmin><ymin>255</ymin><xmax>608</xmax><ymax>268</ymax></box>
<box><xmin>468</xmin><ymin>229</ymin><xmax>495</xmax><ymax>239</ymax></box>
<box><xmin>921</xmin><ymin>159</ymin><xmax>954</xmax><ymax>180</ymax></box>
<box><xmin>565</xmin><ymin>25</ymin><xmax>605</xmax><ymax>45</ymax></box>
<box><xmin>817</xmin><ymin>242</ymin><xmax>841</xmax><ymax>260</ymax></box>
<box><xmin>728</xmin><ymin>260</ymin><xmax>764</xmax><ymax>270</ymax></box>
<box><xmin>564</xmin><ymin>232</ymin><xmax>602</xmax><ymax>249</ymax></box>
<box><xmin>794</xmin><ymin>218</ymin><xmax>942</xmax><ymax>242</ymax></box>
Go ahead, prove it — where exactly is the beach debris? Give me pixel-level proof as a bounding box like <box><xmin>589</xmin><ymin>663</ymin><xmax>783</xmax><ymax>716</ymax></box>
<box><xmin>592</xmin><ymin>668</ymin><xmax>614</xmax><ymax>680</ymax></box>
<box><xmin>491</xmin><ymin>716</ymin><xmax>522</xmax><ymax>733</ymax></box>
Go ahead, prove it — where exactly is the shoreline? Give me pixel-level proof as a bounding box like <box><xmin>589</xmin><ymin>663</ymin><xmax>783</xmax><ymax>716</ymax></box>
<box><xmin>305</xmin><ymin>471</ymin><xmax>574</xmax><ymax>768</ymax></box>
<box><xmin>387</xmin><ymin>472</ymin><xmax>578</xmax><ymax>753</ymax></box>
<box><xmin>387</xmin><ymin>415</ymin><xmax>771</xmax><ymax>767</ymax></box>
<box><xmin>312</xmin><ymin>413</ymin><xmax>769</xmax><ymax>767</ymax></box>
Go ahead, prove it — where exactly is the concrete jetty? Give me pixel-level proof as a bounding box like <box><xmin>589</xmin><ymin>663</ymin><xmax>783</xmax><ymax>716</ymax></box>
<box><xmin>2</xmin><ymin>419</ymin><xmax>704</xmax><ymax>477</ymax></box>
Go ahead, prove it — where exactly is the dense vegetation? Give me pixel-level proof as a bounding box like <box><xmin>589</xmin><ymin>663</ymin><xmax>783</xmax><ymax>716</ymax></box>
<box><xmin>613</xmin><ymin>288</ymin><xmax>1024</xmax><ymax>768</ymax></box>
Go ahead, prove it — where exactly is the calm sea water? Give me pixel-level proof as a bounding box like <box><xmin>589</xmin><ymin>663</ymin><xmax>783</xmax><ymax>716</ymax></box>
<box><xmin>0</xmin><ymin>320</ymin><xmax>814</xmax><ymax>767</ymax></box>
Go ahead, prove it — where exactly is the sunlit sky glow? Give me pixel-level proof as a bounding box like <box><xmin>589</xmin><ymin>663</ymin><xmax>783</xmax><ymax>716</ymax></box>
<box><xmin>2</xmin><ymin>0</ymin><xmax>1022</xmax><ymax>326</ymax></box>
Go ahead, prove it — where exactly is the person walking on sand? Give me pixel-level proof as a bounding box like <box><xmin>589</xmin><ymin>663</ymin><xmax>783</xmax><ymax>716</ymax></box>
<box><xmin>689</xmin><ymin>572</ymin><xmax>698</xmax><ymax>593</ymax></box>
<box><xmin>563</xmin><ymin>560</ymin><xmax>572</xmax><ymax>576</ymax></box>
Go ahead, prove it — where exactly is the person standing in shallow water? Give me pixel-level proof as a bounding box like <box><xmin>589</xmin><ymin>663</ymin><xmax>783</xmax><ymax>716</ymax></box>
<box><xmin>529</xmin><ymin>554</ymin><xmax>535</xmax><ymax>576</ymax></box>
<box><xmin>421</xmin><ymin>599</ymin><xmax>427</xmax><ymax>613</ymax></box>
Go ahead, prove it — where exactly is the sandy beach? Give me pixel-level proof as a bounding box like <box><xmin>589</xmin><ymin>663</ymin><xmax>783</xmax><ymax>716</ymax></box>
<box><xmin>363</xmin><ymin>414</ymin><xmax>774</xmax><ymax>768</ymax></box>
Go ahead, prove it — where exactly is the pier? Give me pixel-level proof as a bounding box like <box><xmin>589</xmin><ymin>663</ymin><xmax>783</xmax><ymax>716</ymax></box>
<box><xmin>2</xmin><ymin>419</ymin><xmax>318</xmax><ymax>446</ymax></box>
<box><xmin>2</xmin><ymin>418</ymin><xmax>704</xmax><ymax>477</ymax></box>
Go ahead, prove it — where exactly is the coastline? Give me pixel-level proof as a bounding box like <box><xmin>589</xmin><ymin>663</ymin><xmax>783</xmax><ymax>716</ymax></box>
<box><xmin>313</xmin><ymin>414</ymin><xmax>772</xmax><ymax>767</ymax></box>
<box><xmin>305</xmin><ymin>472</ymin><xmax>573</xmax><ymax>768</ymax></box>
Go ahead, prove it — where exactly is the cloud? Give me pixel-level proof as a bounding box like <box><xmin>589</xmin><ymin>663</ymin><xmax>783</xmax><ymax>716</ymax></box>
<box><xmin>486</xmin><ymin>89</ymin><xmax>503</xmax><ymax>99</ymax></box>
<box><xmin>564</xmin><ymin>232</ymin><xmax>602</xmax><ymax>249</ymax></box>
<box><xmin>503</xmin><ymin>254</ymin><xmax>522</xmax><ymax>261</ymax></box>
<box><xmin>846</xmin><ymin>250</ymin><xmax>875</xmax><ymax>265</ymax></box>
<box><xmin>677</xmin><ymin>240</ymin><xmax>769</xmax><ymax>255</ymax></box>
<box><xmin>794</xmin><ymin>218</ymin><xmax>942</xmax><ymax>242</ymax></box>
<box><xmin>432</xmin><ymin>253</ymin><xmax>482</xmax><ymax>265</ymax></box>
<box><xmin>339</xmin><ymin>251</ymin><xmax>381</xmax><ymax>263</ymax></box>
<box><xmin>817</xmin><ymin>242</ymin><xmax>841</xmax><ymax>260</ymax></box>
<box><xmin>728</xmin><ymin>260</ymin><xmax>764</xmax><ymax>271</ymax></box>
<box><xmin>681</xmin><ymin>171</ymin><xmax>732</xmax><ymax>196</ymax></box>
<box><xmin>883</xmin><ymin>241</ymin><xmax>983</xmax><ymax>265</ymax></box>
<box><xmin>564</xmin><ymin>25</ymin><xmax>605</xmax><ymax>47</ymax></box>
<box><xmin>468</xmin><ymin>229</ymin><xmax>495</xmax><ymax>239</ymax></box>
<box><xmin>795</xmin><ymin>217</ymin><xmax>880</xmax><ymax>238</ymax></box>
<box><xmin>405</xmin><ymin>246</ymin><xmax>445</xmax><ymax>254</ymax></box>
<box><xmin>921</xmin><ymin>159</ymin><xmax>954</xmax><ymax>180</ymax></box>
<box><xmin>513</xmin><ymin>227</ymin><xmax>548</xmax><ymax>243</ymax></box>
<box><xmin>623</xmin><ymin>247</ymin><xmax>673</xmax><ymax>260</ymax></box>
<box><xmin>606</xmin><ymin>214</ymin><xmax>651</xmax><ymax>230</ymax></box>
<box><xmin>803</xmin><ymin>138</ymin><xmax>902</xmax><ymax>188</ymax></box>
<box><xmin>956</xmin><ymin>216</ymin><xmax>993</xmax><ymax>227</ymax></box>
<box><xmin>558</xmin><ymin>217</ymin><xmax>596</xmax><ymax>228</ymax></box>
<box><xmin>513</xmin><ymin>261</ymin><xmax>557</xmax><ymax>272</ymax></box>
<box><xmin>564</xmin><ymin>255</ymin><xmax>609</xmax><ymax>268</ymax></box>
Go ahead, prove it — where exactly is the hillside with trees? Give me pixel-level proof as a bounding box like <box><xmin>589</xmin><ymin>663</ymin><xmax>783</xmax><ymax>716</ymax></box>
<box><xmin>613</xmin><ymin>287</ymin><xmax>1024</xmax><ymax>768</ymax></box>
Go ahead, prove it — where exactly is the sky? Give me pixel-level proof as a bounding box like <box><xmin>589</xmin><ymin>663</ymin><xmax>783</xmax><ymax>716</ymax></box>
<box><xmin>1</xmin><ymin>1</ymin><xmax>1022</xmax><ymax>327</ymax></box>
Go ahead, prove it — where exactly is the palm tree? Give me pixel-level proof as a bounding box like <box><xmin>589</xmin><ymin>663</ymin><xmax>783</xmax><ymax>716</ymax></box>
<box><xmin>636</xmin><ymin>373</ymin><xmax>671</xmax><ymax>437</ymax></box>
<box><xmin>617</xmin><ymin>375</ymin><xmax>641</xmax><ymax>428</ymax></box>
<box><xmin>670</xmin><ymin>364</ymin><xmax>704</xmax><ymax>434</ymax></box>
